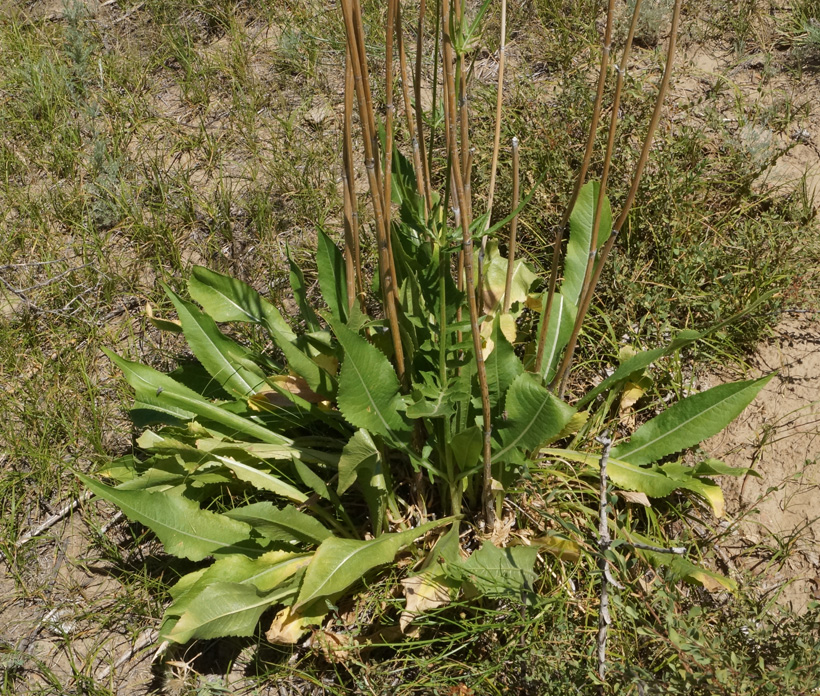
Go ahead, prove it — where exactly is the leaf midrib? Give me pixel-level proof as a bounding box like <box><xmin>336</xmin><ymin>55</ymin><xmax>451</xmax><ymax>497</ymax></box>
<box><xmin>614</xmin><ymin>383</ymin><xmax>755</xmax><ymax>463</ymax></box>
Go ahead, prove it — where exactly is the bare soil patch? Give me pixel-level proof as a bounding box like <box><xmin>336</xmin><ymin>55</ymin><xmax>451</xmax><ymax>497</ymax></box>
<box><xmin>706</xmin><ymin>317</ymin><xmax>820</xmax><ymax>613</ymax></box>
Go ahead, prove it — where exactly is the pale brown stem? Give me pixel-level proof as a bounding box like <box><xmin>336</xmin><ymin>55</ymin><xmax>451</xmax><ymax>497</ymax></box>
<box><xmin>442</xmin><ymin>0</ymin><xmax>494</xmax><ymax>527</ymax></box>
<box><xmin>343</xmin><ymin>47</ymin><xmax>361</xmax><ymax>310</ymax></box>
<box><xmin>556</xmin><ymin>0</ymin><xmax>682</xmax><ymax>396</ymax></box>
<box><xmin>478</xmin><ymin>0</ymin><xmax>507</xmax><ymax>314</ymax></box>
<box><xmin>396</xmin><ymin>2</ymin><xmax>428</xmax><ymax>214</ymax></box>
<box><xmin>341</xmin><ymin>0</ymin><xmax>405</xmax><ymax>379</ymax></box>
<box><xmin>483</xmin><ymin>0</ymin><xmax>507</xmax><ymax>232</ymax></box>
<box><xmin>414</xmin><ymin>0</ymin><xmax>433</xmax><ymax>208</ymax></box>
<box><xmin>534</xmin><ymin>0</ymin><xmax>616</xmax><ymax>374</ymax></box>
<box><xmin>502</xmin><ymin>136</ymin><xmax>520</xmax><ymax>314</ymax></box>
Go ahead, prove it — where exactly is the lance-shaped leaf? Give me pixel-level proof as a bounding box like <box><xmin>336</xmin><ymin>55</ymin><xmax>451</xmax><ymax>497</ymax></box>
<box><xmin>493</xmin><ymin>373</ymin><xmax>575</xmax><ymax>463</ymax></box>
<box><xmin>535</xmin><ymin>292</ymin><xmax>577</xmax><ymax>383</ymax></box>
<box><xmin>165</xmin><ymin>582</ymin><xmax>298</xmax><ymax>643</ymax></box>
<box><xmin>337</xmin><ymin>429</ymin><xmax>387</xmax><ymax>533</ymax></box>
<box><xmin>294</xmin><ymin>518</ymin><xmax>453</xmax><ymax>610</ymax></box>
<box><xmin>563</xmin><ymin>181</ymin><xmax>611</xmax><ymax>307</ymax></box>
<box><xmin>611</xmin><ymin>376</ymin><xmax>772</xmax><ymax>466</ymax></box>
<box><xmin>166</xmin><ymin>287</ymin><xmax>266</xmax><ymax>398</ymax></box>
<box><xmin>210</xmin><ymin>454</ymin><xmax>308</xmax><ymax>503</ymax></box>
<box><xmin>484</xmin><ymin>316</ymin><xmax>523</xmax><ymax>409</ymax></box>
<box><xmin>316</xmin><ymin>227</ymin><xmax>349</xmax><ymax>324</ymax></box>
<box><xmin>225</xmin><ymin>502</ymin><xmax>331</xmax><ymax>545</ymax></box>
<box><xmin>338</xmin><ymin>429</ymin><xmax>380</xmax><ymax>495</ymax></box>
<box><xmin>542</xmin><ymin>447</ymin><xmax>684</xmax><ymax>498</ymax></box>
<box><xmin>541</xmin><ymin>448</ymin><xmax>726</xmax><ymax>515</ymax></box>
<box><xmin>188</xmin><ymin>266</ymin><xmax>296</xmax><ymax>342</ymax></box>
<box><xmin>330</xmin><ymin>319</ymin><xmax>411</xmax><ymax>439</ymax></box>
<box><xmin>162</xmin><ymin>550</ymin><xmax>311</xmax><ymax>642</ymax></box>
<box><xmin>103</xmin><ymin>349</ymin><xmax>292</xmax><ymax>446</ymax></box>
<box><xmin>78</xmin><ymin>474</ymin><xmax>253</xmax><ymax>561</ymax></box>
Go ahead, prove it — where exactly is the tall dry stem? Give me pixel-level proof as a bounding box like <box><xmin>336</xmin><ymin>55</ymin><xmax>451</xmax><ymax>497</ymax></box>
<box><xmin>441</xmin><ymin>0</ymin><xmax>495</xmax><ymax>527</ymax></box>
<box><xmin>341</xmin><ymin>0</ymin><xmax>405</xmax><ymax>379</ymax></box>
<box><xmin>555</xmin><ymin>0</ymin><xmax>682</xmax><ymax>395</ymax></box>
<box><xmin>535</xmin><ymin>0</ymin><xmax>616</xmax><ymax>375</ymax></box>
<box><xmin>502</xmin><ymin>136</ymin><xmax>520</xmax><ymax>314</ymax></box>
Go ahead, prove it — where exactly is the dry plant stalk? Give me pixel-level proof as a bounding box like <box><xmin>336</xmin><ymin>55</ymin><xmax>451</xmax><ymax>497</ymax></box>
<box><xmin>342</xmin><ymin>47</ymin><xmax>361</xmax><ymax>310</ymax></box>
<box><xmin>535</xmin><ymin>0</ymin><xmax>616</xmax><ymax>375</ymax></box>
<box><xmin>554</xmin><ymin>0</ymin><xmax>682</xmax><ymax>394</ymax></box>
<box><xmin>440</xmin><ymin>0</ymin><xmax>495</xmax><ymax>526</ymax></box>
<box><xmin>340</xmin><ymin>0</ymin><xmax>405</xmax><ymax>380</ymax></box>
<box><xmin>395</xmin><ymin>2</ymin><xmax>429</xmax><ymax>214</ymax></box>
<box><xmin>502</xmin><ymin>136</ymin><xmax>520</xmax><ymax>314</ymax></box>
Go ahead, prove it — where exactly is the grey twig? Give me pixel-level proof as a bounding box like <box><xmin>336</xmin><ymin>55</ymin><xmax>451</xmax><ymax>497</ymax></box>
<box><xmin>595</xmin><ymin>432</ymin><xmax>613</xmax><ymax>691</ymax></box>
<box><xmin>0</xmin><ymin>490</ymin><xmax>93</xmax><ymax>565</ymax></box>
<box><xmin>626</xmin><ymin>540</ymin><xmax>686</xmax><ymax>555</ymax></box>
<box><xmin>95</xmin><ymin>629</ymin><xmax>158</xmax><ymax>682</ymax></box>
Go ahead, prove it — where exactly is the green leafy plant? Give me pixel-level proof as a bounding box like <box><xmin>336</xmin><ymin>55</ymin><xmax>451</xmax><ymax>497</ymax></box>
<box><xmin>83</xmin><ymin>0</ymin><xmax>769</xmax><ymax>657</ymax></box>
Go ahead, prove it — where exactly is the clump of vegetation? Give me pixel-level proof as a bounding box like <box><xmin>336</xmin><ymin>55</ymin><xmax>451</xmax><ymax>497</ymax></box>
<box><xmin>80</xmin><ymin>0</ymin><xmax>782</xmax><ymax>689</ymax></box>
<box><xmin>1</xmin><ymin>0</ymin><xmax>818</xmax><ymax>693</ymax></box>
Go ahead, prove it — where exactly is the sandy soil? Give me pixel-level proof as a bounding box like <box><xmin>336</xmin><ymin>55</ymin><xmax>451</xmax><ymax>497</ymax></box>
<box><xmin>706</xmin><ymin>317</ymin><xmax>820</xmax><ymax>613</ymax></box>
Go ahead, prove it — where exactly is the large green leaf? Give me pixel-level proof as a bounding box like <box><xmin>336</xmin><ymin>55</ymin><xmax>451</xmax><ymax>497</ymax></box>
<box><xmin>294</xmin><ymin>518</ymin><xmax>452</xmax><ymax>610</ymax></box>
<box><xmin>104</xmin><ymin>350</ymin><xmax>292</xmax><ymax>446</ymax></box>
<box><xmin>166</xmin><ymin>582</ymin><xmax>297</xmax><ymax>643</ymax></box>
<box><xmin>338</xmin><ymin>429</ymin><xmax>380</xmax><ymax>495</ymax></box>
<box><xmin>270</xmin><ymin>329</ymin><xmax>336</xmax><ymax>399</ymax></box>
<box><xmin>541</xmin><ymin>448</ymin><xmax>685</xmax><ymax>498</ymax></box>
<box><xmin>78</xmin><ymin>474</ymin><xmax>254</xmax><ymax>561</ymax></box>
<box><xmin>535</xmin><ymin>292</ymin><xmax>577</xmax><ymax>383</ymax></box>
<box><xmin>225</xmin><ymin>502</ymin><xmax>331</xmax><ymax>545</ymax></box>
<box><xmin>188</xmin><ymin>266</ymin><xmax>295</xmax><ymax>342</ymax></box>
<box><xmin>493</xmin><ymin>373</ymin><xmax>575</xmax><ymax>463</ymax></box>
<box><xmin>484</xmin><ymin>316</ymin><xmax>523</xmax><ymax>409</ymax></box>
<box><xmin>337</xmin><ymin>429</ymin><xmax>387</xmax><ymax>533</ymax></box>
<box><xmin>166</xmin><ymin>287</ymin><xmax>266</xmax><ymax>398</ymax></box>
<box><xmin>563</xmin><ymin>181</ymin><xmax>611</xmax><ymax>307</ymax></box>
<box><xmin>330</xmin><ymin>319</ymin><xmax>411</xmax><ymax>440</ymax></box>
<box><xmin>161</xmin><ymin>550</ymin><xmax>311</xmax><ymax>642</ymax></box>
<box><xmin>316</xmin><ymin>227</ymin><xmax>349</xmax><ymax>324</ymax></box>
<box><xmin>611</xmin><ymin>376</ymin><xmax>772</xmax><ymax>466</ymax></box>
<box><xmin>541</xmin><ymin>448</ymin><xmax>727</xmax><ymax>514</ymax></box>
<box><xmin>455</xmin><ymin>542</ymin><xmax>538</xmax><ymax>598</ymax></box>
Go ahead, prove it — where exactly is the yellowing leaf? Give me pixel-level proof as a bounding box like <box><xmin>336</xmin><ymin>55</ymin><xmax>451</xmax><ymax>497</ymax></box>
<box><xmin>499</xmin><ymin>313</ymin><xmax>517</xmax><ymax>344</ymax></box>
<box><xmin>481</xmin><ymin>240</ymin><xmax>537</xmax><ymax>312</ymax></box>
<box><xmin>545</xmin><ymin>410</ymin><xmax>588</xmax><ymax>445</ymax></box>
<box><xmin>400</xmin><ymin>571</ymin><xmax>456</xmax><ymax>633</ymax></box>
<box><xmin>145</xmin><ymin>302</ymin><xmax>182</xmax><ymax>333</ymax></box>
<box><xmin>265</xmin><ymin>604</ymin><xmax>324</xmax><ymax>644</ymax></box>
<box><xmin>619</xmin><ymin>380</ymin><xmax>646</xmax><ymax>414</ymax></box>
<box><xmin>532</xmin><ymin>535</ymin><xmax>581</xmax><ymax>563</ymax></box>
<box><xmin>249</xmin><ymin>375</ymin><xmax>328</xmax><ymax>410</ymax></box>
<box><xmin>616</xmin><ymin>490</ymin><xmax>651</xmax><ymax>507</ymax></box>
